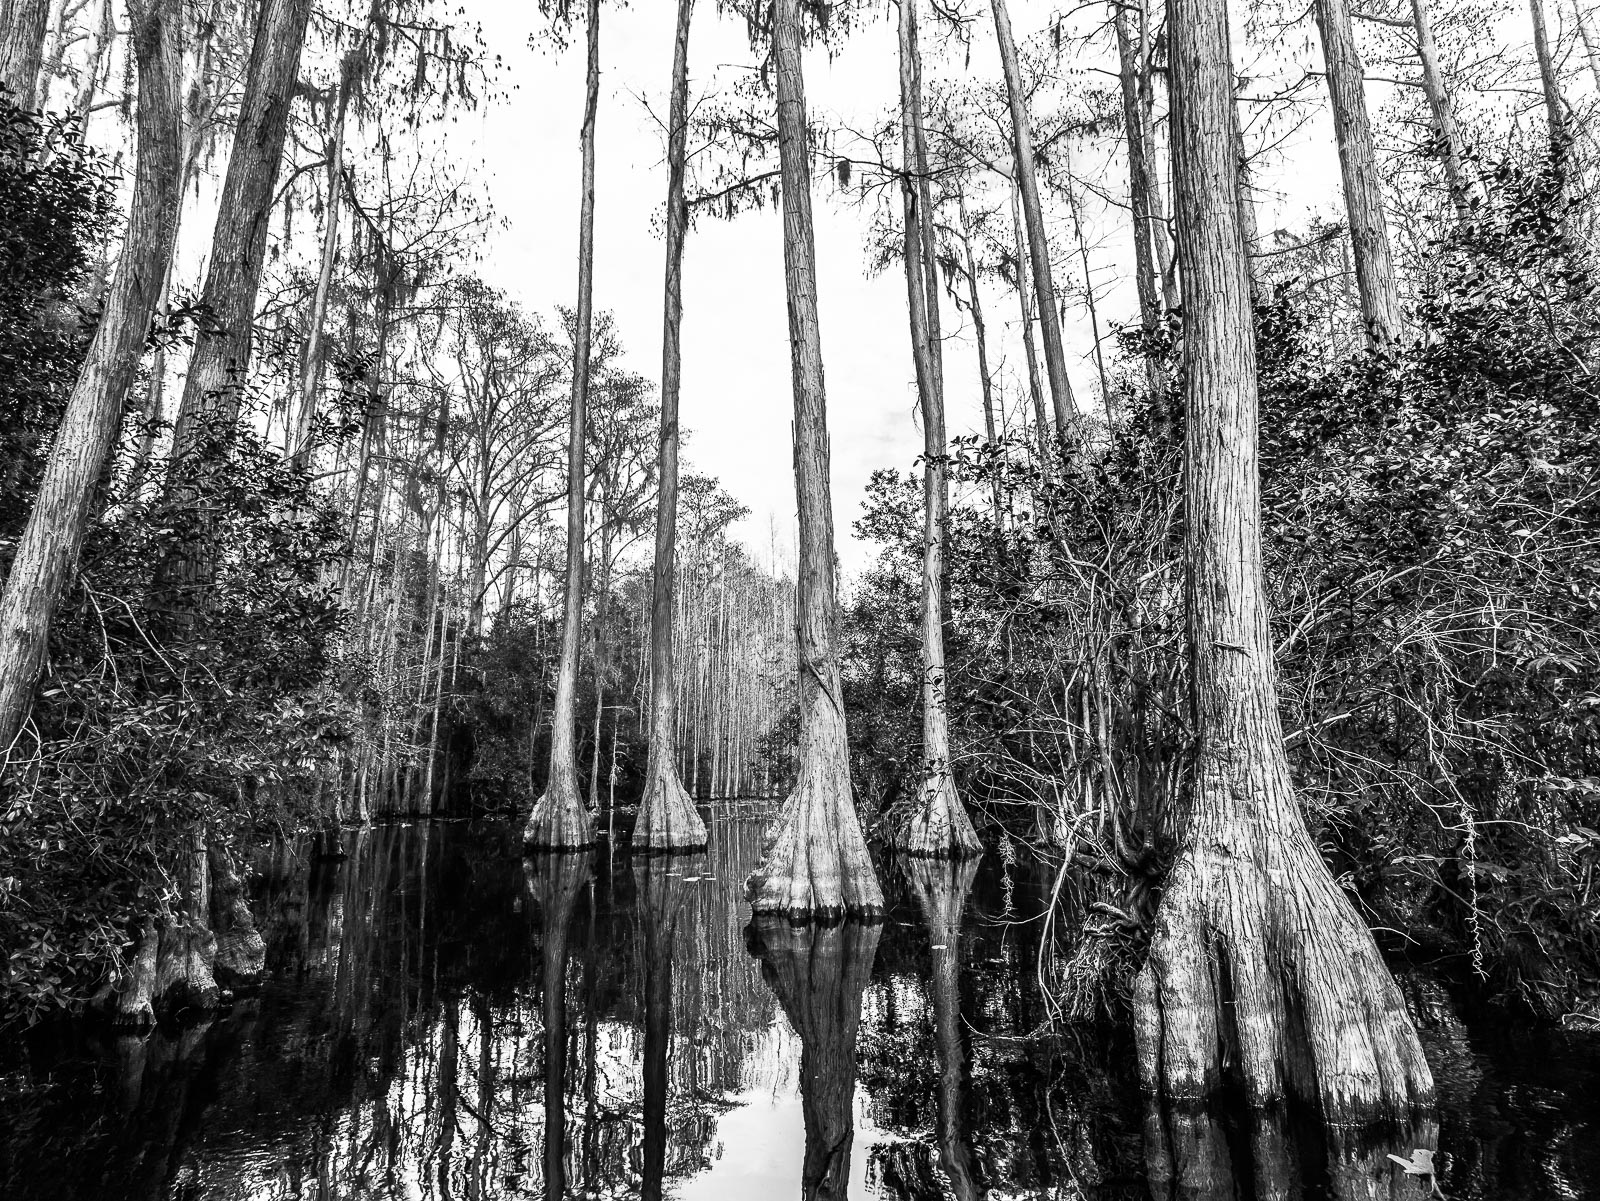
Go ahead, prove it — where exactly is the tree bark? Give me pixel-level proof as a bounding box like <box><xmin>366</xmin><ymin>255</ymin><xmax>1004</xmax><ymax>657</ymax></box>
<box><xmin>525</xmin><ymin>0</ymin><xmax>601</xmax><ymax>850</ymax></box>
<box><xmin>1135</xmin><ymin>0</ymin><xmax>1433</xmax><ymax>1117</ymax></box>
<box><xmin>899</xmin><ymin>0</ymin><xmax>980</xmax><ymax>860</ymax></box>
<box><xmin>1010</xmin><ymin>183</ymin><xmax>1052</xmax><ymax>471</ymax></box>
<box><xmin>749</xmin><ymin>918</ymin><xmax>882</xmax><ymax>1200</ymax></box>
<box><xmin>745</xmin><ymin>0</ymin><xmax>883</xmax><ymax>919</ymax></box>
<box><xmin>956</xmin><ymin>195</ymin><xmax>1004</xmax><ymax>531</ymax></box>
<box><xmin>290</xmin><ymin>51</ymin><xmax>357</xmax><ymax>467</ymax></box>
<box><xmin>1409</xmin><ymin>0</ymin><xmax>1476</xmax><ymax>213</ymax></box>
<box><xmin>0</xmin><ymin>0</ymin><xmax>51</xmax><ymax>110</ymax></box>
<box><xmin>0</xmin><ymin>0</ymin><xmax>183</xmax><ymax>755</ymax></box>
<box><xmin>1114</xmin><ymin>0</ymin><xmax>1164</xmax><ymax>354</ymax></box>
<box><xmin>991</xmin><ymin>0</ymin><xmax>1078</xmax><ymax>436</ymax></box>
<box><xmin>1312</xmin><ymin>0</ymin><xmax>1403</xmax><ymax>345</ymax></box>
<box><xmin>636</xmin><ymin>0</ymin><xmax>707</xmax><ymax>853</ymax></box>
<box><xmin>1576</xmin><ymin>0</ymin><xmax>1600</xmax><ymax>97</ymax></box>
<box><xmin>169</xmin><ymin>0</ymin><xmax>312</xmax><ymax>461</ymax></box>
<box><xmin>1529</xmin><ymin>0</ymin><xmax>1567</xmax><ymax>150</ymax></box>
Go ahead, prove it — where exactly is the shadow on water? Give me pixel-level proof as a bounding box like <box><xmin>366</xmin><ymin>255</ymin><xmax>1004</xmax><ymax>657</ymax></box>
<box><xmin>1</xmin><ymin>815</ymin><xmax>1598</xmax><ymax>1199</ymax></box>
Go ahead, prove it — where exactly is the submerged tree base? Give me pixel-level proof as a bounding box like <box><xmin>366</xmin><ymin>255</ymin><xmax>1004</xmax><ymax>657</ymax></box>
<box><xmin>1135</xmin><ymin>776</ymin><xmax>1434</xmax><ymax>1120</ymax></box>
<box><xmin>747</xmin><ymin>738</ymin><xmax>884</xmax><ymax>921</ymax></box>
<box><xmin>633</xmin><ymin>760</ymin><xmax>707</xmax><ymax>853</ymax></box>
<box><xmin>902</xmin><ymin>773</ymin><xmax>982</xmax><ymax>859</ymax></box>
<box><xmin>523</xmin><ymin>770</ymin><xmax>597</xmax><ymax>851</ymax></box>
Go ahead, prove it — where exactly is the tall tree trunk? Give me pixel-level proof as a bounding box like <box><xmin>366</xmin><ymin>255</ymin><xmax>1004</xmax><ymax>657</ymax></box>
<box><xmin>1231</xmin><ymin>79</ymin><xmax>1260</xmax><ymax>282</ymax></box>
<box><xmin>0</xmin><ymin>0</ymin><xmax>183</xmax><ymax>754</ymax></box>
<box><xmin>169</xmin><ymin>0</ymin><xmax>311</xmax><ymax>459</ymax></box>
<box><xmin>524</xmin><ymin>0</ymin><xmax>600</xmax><ymax>850</ymax></box>
<box><xmin>1113</xmin><ymin>1</ymin><xmax>1164</xmax><ymax>352</ymax></box>
<box><xmin>1410</xmin><ymin>0</ymin><xmax>1475</xmax><ymax>212</ymax></box>
<box><xmin>956</xmin><ymin>194</ymin><xmax>1004</xmax><ymax>531</ymax></box>
<box><xmin>0</xmin><ymin>0</ymin><xmax>51</xmax><ymax>110</ymax></box>
<box><xmin>162</xmin><ymin>0</ymin><xmax>310</xmax><ymax>604</ymax></box>
<box><xmin>1011</xmin><ymin>183</ymin><xmax>1052</xmax><ymax>469</ymax></box>
<box><xmin>636</xmin><ymin>0</ymin><xmax>706</xmax><ymax>852</ymax></box>
<box><xmin>1135</xmin><ymin>0</ymin><xmax>1433</xmax><ymax>1116</ymax></box>
<box><xmin>1575</xmin><ymin>0</ymin><xmax>1600</xmax><ymax>96</ymax></box>
<box><xmin>899</xmin><ymin>0</ymin><xmax>979</xmax><ymax>859</ymax></box>
<box><xmin>745</xmin><ymin>0</ymin><xmax>883</xmax><ymax>919</ymax></box>
<box><xmin>1530</xmin><ymin>0</ymin><xmax>1567</xmax><ymax>150</ymax></box>
<box><xmin>587</xmin><ymin>522</ymin><xmax>612</xmax><ymax>813</ymax></box>
<box><xmin>291</xmin><ymin>51</ymin><xmax>357</xmax><ymax>466</ymax></box>
<box><xmin>1313</xmin><ymin>0</ymin><xmax>1403</xmax><ymax>345</ymax></box>
<box><xmin>991</xmin><ymin>0</ymin><xmax>1077</xmax><ymax>435</ymax></box>
<box><xmin>1138</xmin><ymin>0</ymin><xmax>1179</xmax><ymax>313</ymax></box>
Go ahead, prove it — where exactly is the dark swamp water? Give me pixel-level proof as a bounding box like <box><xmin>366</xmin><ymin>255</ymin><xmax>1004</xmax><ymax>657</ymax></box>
<box><xmin>2</xmin><ymin>815</ymin><xmax>1598</xmax><ymax>1200</ymax></box>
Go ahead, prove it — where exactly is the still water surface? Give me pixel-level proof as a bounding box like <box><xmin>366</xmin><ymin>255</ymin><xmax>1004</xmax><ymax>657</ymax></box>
<box><xmin>1</xmin><ymin>816</ymin><xmax>1597</xmax><ymax>1199</ymax></box>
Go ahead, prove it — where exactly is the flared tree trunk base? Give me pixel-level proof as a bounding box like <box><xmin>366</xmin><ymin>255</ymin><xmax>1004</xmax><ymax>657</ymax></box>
<box><xmin>208</xmin><ymin>842</ymin><xmax>265</xmax><ymax>989</ymax></box>
<box><xmin>1135</xmin><ymin>791</ymin><xmax>1434</xmax><ymax>1119</ymax></box>
<box><xmin>903</xmin><ymin>773</ymin><xmax>982</xmax><ymax>859</ymax></box>
<box><xmin>151</xmin><ymin>916</ymin><xmax>220</xmax><ymax>1015</ymax></box>
<box><xmin>633</xmin><ymin>759</ymin><xmax>707</xmax><ymax>853</ymax></box>
<box><xmin>523</xmin><ymin>766</ymin><xmax>597</xmax><ymax>851</ymax></box>
<box><xmin>109</xmin><ymin>921</ymin><xmax>160</xmax><ymax>1029</ymax></box>
<box><xmin>747</xmin><ymin>724</ymin><xmax>884</xmax><ymax>920</ymax></box>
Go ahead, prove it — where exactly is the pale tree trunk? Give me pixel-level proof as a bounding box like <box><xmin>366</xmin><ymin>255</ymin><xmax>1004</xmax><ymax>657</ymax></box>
<box><xmin>291</xmin><ymin>51</ymin><xmax>357</xmax><ymax>466</ymax></box>
<box><xmin>956</xmin><ymin>194</ymin><xmax>1004</xmax><ymax>531</ymax></box>
<box><xmin>1575</xmin><ymin>0</ymin><xmax>1600</xmax><ymax>96</ymax></box>
<box><xmin>745</xmin><ymin>0</ymin><xmax>883</xmax><ymax>919</ymax></box>
<box><xmin>749</xmin><ymin>919</ymin><xmax>882</xmax><ymax>1198</ymax></box>
<box><xmin>1410</xmin><ymin>0</ymin><xmax>1476</xmax><ymax>212</ymax></box>
<box><xmin>1231</xmin><ymin>79</ymin><xmax>1262</xmax><ymax>293</ymax></box>
<box><xmin>904</xmin><ymin>858</ymin><xmax>981</xmax><ymax>1201</ymax></box>
<box><xmin>1135</xmin><ymin>0</ymin><xmax>1433</xmax><ymax>1116</ymax></box>
<box><xmin>1010</xmin><ymin>183</ymin><xmax>1052</xmax><ymax>469</ymax></box>
<box><xmin>0</xmin><ymin>0</ymin><xmax>51</xmax><ymax>110</ymax></box>
<box><xmin>1313</xmin><ymin>0</ymin><xmax>1403</xmax><ymax>345</ymax></box>
<box><xmin>636</xmin><ymin>0</ymin><xmax>706</xmax><ymax>852</ymax></box>
<box><xmin>71</xmin><ymin>0</ymin><xmax>114</xmax><ymax>140</ymax></box>
<box><xmin>0</xmin><ymin>0</ymin><xmax>183</xmax><ymax>755</ymax></box>
<box><xmin>587</xmin><ymin>519</ymin><xmax>612</xmax><ymax>812</ymax></box>
<box><xmin>524</xmin><ymin>0</ymin><xmax>600</xmax><ymax>849</ymax></box>
<box><xmin>1530</xmin><ymin>0</ymin><xmax>1567</xmax><ymax>149</ymax></box>
<box><xmin>992</xmin><ymin>0</ymin><xmax>1077</xmax><ymax>435</ymax></box>
<box><xmin>899</xmin><ymin>0</ymin><xmax>979</xmax><ymax>859</ymax></box>
<box><xmin>169</xmin><ymin>0</ymin><xmax>312</xmax><ymax>460</ymax></box>
<box><xmin>1113</xmin><ymin>0</ymin><xmax>1164</xmax><ymax>371</ymax></box>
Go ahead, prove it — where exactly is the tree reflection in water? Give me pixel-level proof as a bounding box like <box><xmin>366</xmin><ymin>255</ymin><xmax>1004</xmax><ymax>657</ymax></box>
<box><xmin>749</xmin><ymin>917</ymin><xmax>883</xmax><ymax>1201</ymax></box>
<box><xmin>1144</xmin><ymin>1105</ymin><xmax>1441</xmax><ymax>1201</ymax></box>
<box><xmin>632</xmin><ymin>851</ymin><xmax>704</xmax><ymax>1200</ymax></box>
<box><xmin>525</xmin><ymin>850</ymin><xmax>590</xmax><ymax>1199</ymax></box>
<box><xmin>1</xmin><ymin>817</ymin><xmax>1598</xmax><ymax>1201</ymax></box>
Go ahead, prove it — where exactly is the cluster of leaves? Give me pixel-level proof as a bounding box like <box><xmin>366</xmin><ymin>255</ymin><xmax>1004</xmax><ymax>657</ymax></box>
<box><xmin>846</xmin><ymin>151</ymin><xmax>1600</xmax><ymax>1017</ymax></box>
